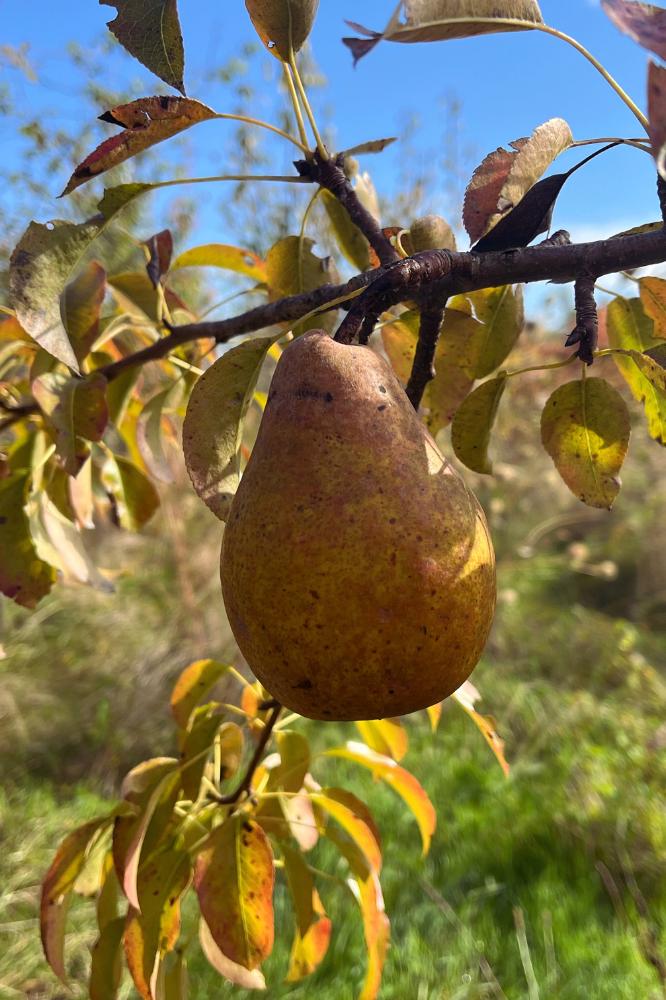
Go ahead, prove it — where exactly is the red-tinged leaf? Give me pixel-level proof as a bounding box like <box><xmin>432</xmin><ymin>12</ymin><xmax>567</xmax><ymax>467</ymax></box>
<box><xmin>102</xmin><ymin>453</ymin><xmax>160</xmax><ymax>530</ymax></box>
<box><xmin>124</xmin><ymin>848</ymin><xmax>191</xmax><ymax>1000</ymax></box>
<box><xmin>464</xmin><ymin>142</ymin><xmax>528</xmax><ymax>244</ymax></box>
<box><xmin>61</xmin><ymin>261</ymin><xmax>106</xmax><ymax>365</ymax></box>
<box><xmin>9</xmin><ymin>184</ymin><xmax>152</xmax><ymax>369</ymax></box>
<box><xmin>426</xmin><ymin>703</ymin><xmax>442</xmax><ymax>732</ymax></box>
<box><xmin>311</xmin><ymin>789</ymin><xmax>382</xmax><ymax>874</ymax></box>
<box><xmin>602</xmin><ymin>0</ymin><xmax>666</xmax><ymax>60</ymax></box>
<box><xmin>101</xmin><ymin>1</ymin><xmax>185</xmax><ymax>93</ymax></box>
<box><xmin>367</xmin><ymin>226</ymin><xmax>404</xmax><ymax>269</ymax></box>
<box><xmin>245</xmin><ymin>0</ymin><xmax>319</xmax><ymax>59</ymax></box>
<box><xmin>199</xmin><ymin>918</ymin><xmax>267</xmax><ymax>989</ymax></box>
<box><xmin>452</xmin><ymin>681</ymin><xmax>510</xmax><ymax>777</ymax></box>
<box><xmin>281</xmin><ymin>842</ymin><xmax>331</xmax><ymax>980</ymax></box>
<box><xmin>145</xmin><ymin>229</ymin><xmax>173</xmax><ymax>288</ymax></box>
<box><xmin>90</xmin><ymin>916</ymin><xmax>125</xmax><ymax>1000</ymax></box>
<box><xmin>355</xmin><ymin>718</ymin><xmax>408</xmax><ymax>762</ymax></box>
<box><xmin>325</xmin><ymin>742</ymin><xmax>436</xmax><ymax>854</ymax></box>
<box><xmin>33</xmin><ymin>371</ymin><xmax>108</xmax><ymax>475</ymax></box>
<box><xmin>170</xmin><ymin>659</ymin><xmax>231</xmax><ymax>729</ymax></box>
<box><xmin>172</xmin><ymin>243</ymin><xmax>268</xmax><ymax>283</ymax></box>
<box><xmin>41</xmin><ymin>817</ymin><xmax>112</xmax><ymax>982</ymax></box>
<box><xmin>194</xmin><ymin>816</ymin><xmax>275</xmax><ymax>970</ymax></box>
<box><xmin>648</xmin><ymin>61</ymin><xmax>666</xmax><ymax>178</ymax></box>
<box><xmin>353</xmin><ymin>872</ymin><xmax>390</xmax><ymax>1000</ymax></box>
<box><xmin>639</xmin><ymin>275</ymin><xmax>666</xmax><ymax>337</ymax></box>
<box><xmin>183</xmin><ymin>336</ymin><xmax>280</xmax><ymax>521</ymax></box>
<box><xmin>540</xmin><ymin>377</ymin><xmax>631</xmax><ymax>508</ymax></box>
<box><xmin>0</xmin><ymin>472</ymin><xmax>56</xmax><ymax>607</ymax></box>
<box><xmin>113</xmin><ymin>758</ymin><xmax>179</xmax><ymax>897</ymax></box>
<box><xmin>63</xmin><ymin>97</ymin><xmax>215</xmax><ymax>195</ymax></box>
<box><xmin>287</xmin><ymin>912</ymin><xmax>332</xmax><ymax>982</ymax></box>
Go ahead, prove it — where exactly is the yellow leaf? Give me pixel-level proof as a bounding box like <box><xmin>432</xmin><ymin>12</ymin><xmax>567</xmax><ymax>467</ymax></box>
<box><xmin>355</xmin><ymin>718</ymin><xmax>408</xmax><ymax>761</ymax></box>
<box><xmin>170</xmin><ymin>659</ymin><xmax>230</xmax><ymax>729</ymax></box>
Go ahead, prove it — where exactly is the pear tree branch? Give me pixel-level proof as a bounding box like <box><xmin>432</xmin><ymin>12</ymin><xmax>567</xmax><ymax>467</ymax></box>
<box><xmin>405</xmin><ymin>296</ymin><xmax>448</xmax><ymax>410</ymax></box>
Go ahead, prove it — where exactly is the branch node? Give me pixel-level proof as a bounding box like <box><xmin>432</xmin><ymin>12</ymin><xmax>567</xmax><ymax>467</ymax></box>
<box><xmin>567</xmin><ymin>275</ymin><xmax>598</xmax><ymax>365</ymax></box>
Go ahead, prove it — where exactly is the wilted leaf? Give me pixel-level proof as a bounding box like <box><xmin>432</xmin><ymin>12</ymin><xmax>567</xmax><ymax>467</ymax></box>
<box><xmin>183</xmin><ymin>335</ymin><xmax>279</xmax><ymax>521</ymax></box>
<box><xmin>452</xmin><ymin>681</ymin><xmax>510</xmax><ymax>777</ymax></box>
<box><xmin>145</xmin><ymin>229</ymin><xmax>173</xmax><ymax>288</ymax></box>
<box><xmin>123</xmin><ymin>848</ymin><xmax>191</xmax><ymax>1000</ymax></box>
<box><xmin>0</xmin><ymin>472</ymin><xmax>56</xmax><ymax>607</ymax></box>
<box><xmin>463</xmin><ymin>141</ymin><xmax>528</xmax><ymax>245</ymax></box>
<box><xmin>102</xmin><ymin>454</ymin><xmax>160</xmax><ymax>530</ymax></box>
<box><xmin>325</xmin><ymin>742</ymin><xmax>436</xmax><ymax>854</ymax></box>
<box><xmin>199</xmin><ymin>919</ymin><xmax>266</xmax><ymax>989</ymax></box>
<box><xmin>245</xmin><ymin>0</ymin><xmax>319</xmax><ymax>59</ymax></box>
<box><xmin>194</xmin><ymin>815</ymin><xmax>275</xmax><ymax>970</ymax></box>
<box><xmin>311</xmin><ymin>789</ymin><xmax>382</xmax><ymax>874</ymax></box>
<box><xmin>355</xmin><ymin>718</ymin><xmax>408</xmax><ymax>762</ymax></box>
<box><xmin>541</xmin><ymin>377</ymin><xmax>631</xmax><ymax>508</ymax></box>
<box><xmin>171</xmin><ymin>660</ymin><xmax>231</xmax><ymax>728</ymax></box>
<box><xmin>90</xmin><ymin>916</ymin><xmax>125</xmax><ymax>1000</ymax></box>
<box><xmin>61</xmin><ymin>261</ymin><xmax>106</xmax><ymax>365</ymax></box>
<box><xmin>601</xmin><ymin>0</ymin><xmax>666</xmax><ymax>61</ymax></box>
<box><xmin>607</xmin><ymin>296</ymin><xmax>666</xmax><ymax>444</ymax></box>
<box><xmin>9</xmin><ymin>184</ymin><xmax>151</xmax><ymax>369</ymax></box>
<box><xmin>452</xmin><ymin>374</ymin><xmax>508</xmax><ymax>474</ymax></box>
<box><xmin>321</xmin><ymin>190</ymin><xmax>370</xmax><ymax>271</ymax></box>
<box><xmin>639</xmin><ymin>275</ymin><xmax>666</xmax><ymax>337</ymax></box>
<box><xmin>101</xmin><ymin>0</ymin><xmax>185</xmax><ymax>94</ymax></box>
<box><xmin>33</xmin><ymin>372</ymin><xmax>108</xmax><ymax>475</ymax></box>
<box><xmin>172</xmin><ymin>243</ymin><xmax>268</xmax><ymax>282</ymax></box>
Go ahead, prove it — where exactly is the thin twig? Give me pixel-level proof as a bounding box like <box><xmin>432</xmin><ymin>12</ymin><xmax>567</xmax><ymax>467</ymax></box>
<box><xmin>565</xmin><ymin>275</ymin><xmax>598</xmax><ymax>365</ymax></box>
<box><xmin>211</xmin><ymin>703</ymin><xmax>282</xmax><ymax>806</ymax></box>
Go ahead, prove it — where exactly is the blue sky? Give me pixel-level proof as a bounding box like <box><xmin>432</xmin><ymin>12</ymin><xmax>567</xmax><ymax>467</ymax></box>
<box><xmin>0</xmin><ymin>1</ymin><xmax>661</xmax><ymax>249</ymax></box>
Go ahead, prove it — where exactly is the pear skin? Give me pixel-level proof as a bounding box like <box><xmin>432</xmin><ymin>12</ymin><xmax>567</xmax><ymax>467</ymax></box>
<box><xmin>221</xmin><ymin>330</ymin><xmax>496</xmax><ymax>721</ymax></box>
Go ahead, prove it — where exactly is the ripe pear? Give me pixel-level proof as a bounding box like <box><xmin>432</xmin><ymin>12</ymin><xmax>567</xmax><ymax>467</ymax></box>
<box><xmin>221</xmin><ymin>330</ymin><xmax>496</xmax><ymax>721</ymax></box>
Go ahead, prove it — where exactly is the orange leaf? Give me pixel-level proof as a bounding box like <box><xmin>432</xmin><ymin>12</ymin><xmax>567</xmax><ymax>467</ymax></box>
<box><xmin>312</xmin><ymin>789</ymin><xmax>382</xmax><ymax>874</ymax></box>
<box><xmin>452</xmin><ymin>682</ymin><xmax>510</xmax><ymax>777</ymax></box>
<box><xmin>282</xmin><ymin>843</ymin><xmax>331</xmax><ymax>981</ymax></box>
<box><xmin>355</xmin><ymin>718</ymin><xmax>408</xmax><ymax>762</ymax></box>
<box><xmin>170</xmin><ymin>659</ymin><xmax>230</xmax><ymax>729</ymax></box>
<box><xmin>354</xmin><ymin>872</ymin><xmax>390</xmax><ymax>1000</ymax></box>
<box><xmin>172</xmin><ymin>243</ymin><xmax>268</xmax><ymax>283</ymax></box>
<box><xmin>426</xmin><ymin>703</ymin><xmax>442</xmax><ymax>732</ymax></box>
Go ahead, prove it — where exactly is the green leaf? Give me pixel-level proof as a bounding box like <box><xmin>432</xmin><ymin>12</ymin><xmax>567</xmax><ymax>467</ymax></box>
<box><xmin>355</xmin><ymin>718</ymin><xmax>408</xmax><ymax>762</ymax></box>
<box><xmin>179</xmin><ymin>705</ymin><xmax>226</xmax><ymax>801</ymax></box>
<box><xmin>607</xmin><ymin>296</ymin><xmax>666</xmax><ymax>445</ymax></box>
<box><xmin>426</xmin><ymin>308</ymin><xmax>482</xmax><ymax>432</ymax></box>
<box><xmin>271</xmin><ymin>731</ymin><xmax>311</xmax><ymax>793</ymax></box>
<box><xmin>172</xmin><ymin>243</ymin><xmax>268</xmax><ymax>283</ymax></box>
<box><xmin>102</xmin><ymin>454</ymin><xmax>160</xmax><ymax>530</ymax></box>
<box><xmin>451</xmin><ymin>373</ymin><xmax>508</xmax><ymax>474</ymax></box>
<box><xmin>61</xmin><ymin>261</ymin><xmax>106</xmax><ymax>365</ymax></box>
<box><xmin>282</xmin><ymin>844</ymin><xmax>331</xmax><ymax>982</ymax></box>
<box><xmin>170</xmin><ymin>659</ymin><xmax>231</xmax><ymax>729</ymax></box>
<box><xmin>89</xmin><ymin>916</ymin><xmax>125</xmax><ymax>1000</ymax></box>
<box><xmin>199</xmin><ymin>919</ymin><xmax>267</xmax><ymax>989</ymax></box>
<box><xmin>121</xmin><ymin>768</ymin><xmax>181</xmax><ymax>911</ymax></box>
<box><xmin>183</xmin><ymin>335</ymin><xmax>279</xmax><ymax>521</ymax></box>
<box><xmin>466</xmin><ymin>285</ymin><xmax>524</xmax><ymax>377</ymax></box>
<box><xmin>540</xmin><ymin>376</ymin><xmax>631</xmax><ymax>509</ymax></box>
<box><xmin>265</xmin><ymin>236</ymin><xmax>338</xmax><ymax>331</ymax></box>
<box><xmin>63</xmin><ymin>97</ymin><xmax>216</xmax><ymax>195</ymax></box>
<box><xmin>194</xmin><ymin>816</ymin><xmax>275</xmax><ymax>971</ymax></box>
<box><xmin>325</xmin><ymin>742</ymin><xmax>436</xmax><ymax>854</ymax></box>
<box><xmin>321</xmin><ymin>190</ymin><xmax>371</xmax><ymax>271</ymax></box>
<box><xmin>107</xmin><ymin>271</ymin><xmax>191</xmax><ymax>322</ymax></box>
<box><xmin>101</xmin><ymin>0</ymin><xmax>186</xmax><ymax>94</ymax></box>
<box><xmin>0</xmin><ymin>472</ymin><xmax>56</xmax><ymax>607</ymax></box>
<box><xmin>245</xmin><ymin>0</ymin><xmax>319</xmax><ymax>59</ymax></box>
<box><xmin>33</xmin><ymin>372</ymin><xmax>108</xmax><ymax>475</ymax></box>
<box><xmin>9</xmin><ymin>184</ymin><xmax>151</xmax><ymax>369</ymax></box>
<box><xmin>639</xmin><ymin>275</ymin><xmax>666</xmax><ymax>338</ymax></box>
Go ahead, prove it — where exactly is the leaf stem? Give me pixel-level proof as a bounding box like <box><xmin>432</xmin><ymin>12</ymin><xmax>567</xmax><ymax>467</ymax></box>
<box><xmin>572</xmin><ymin>137</ymin><xmax>652</xmax><ymax>154</ymax></box>
<box><xmin>288</xmin><ymin>51</ymin><xmax>328</xmax><ymax>158</ymax></box>
<box><xmin>282</xmin><ymin>63</ymin><xmax>310</xmax><ymax>149</ymax></box>
<box><xmin>505</xmin><ymin>355</ymin><xmax>579</xmax><ymax>379</ymax></box>
<box><xmin>213</xmin><ymin>112</ymin><xmax>308</xmax><ymax>153</ymax></box>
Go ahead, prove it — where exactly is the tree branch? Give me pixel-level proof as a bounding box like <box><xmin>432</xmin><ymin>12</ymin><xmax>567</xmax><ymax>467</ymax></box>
<box><xmin>210</xmin><ymin>703</ymin><xmax>282</xmax><ymax>806</ymax></box>
<box><xmin>335</xmin><ymin>228</ymin><xmax>666</xmax><ymax>345</ymax></box>
<box><xmin>565</xmin><ymin>275</ymin><xmax>598</xmax><ymax>365</ymax></box>
<box><xmin>405</xmin><ymin>296</ymin><xmax>447</xmax><ymax>410</ymax></box>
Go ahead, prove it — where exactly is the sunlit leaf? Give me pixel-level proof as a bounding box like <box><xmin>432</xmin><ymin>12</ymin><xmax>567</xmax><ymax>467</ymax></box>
<box><xmin>601</xmin><ymin>0</ymin><xmax>666</xmax><ymax>61</ymax></box>
<box><xmin>96</xmin><ymin>851</ymin><xmax>119</xmax><ymax>931</ymax></box>
<box><xmin>107</xmin><ymin>271</ymin><xmax>191</xmax><ymax>322</ymax></box>
<box><xmin>466</xmin><ymin>285</ymin><xmax>524</xmax><ymax>377</ymax></box>
<box><xmin>607</xmin><ymin>296</ymin><xmax>666</xmax><ymax>445</ymax></box>
<box><xmin>183</xmin><ymin>335</ymin><xmax>279</xmax><ymax>521</ymax></box>
<box><xmin>89</xmin><ymin>916</ymin><xmax>125</xmax><ymax>1000</ymax></box>
<box><xmin>0</xmin><ymin>472</ymin><xmax>56</xmax><ymax>607</ymax></box>
<box><xmin>101</xmin><ymin>1</ymin><xmax>186</xmax><ymax>94</ymax></box>
<box><xmin>0</xmin><ymin>314</ymin><xmax>32</xmax><ymax>343</ymax></box>
<box><xmin>170</xmin><ymin>659</ymin><xmax>231</xmax><ymax>729</ymax></box>
<box><xmin>9</xmin><ymin>184</ymin><xmax>152</xmax><ymax>369</ymax></box>
<box><xmin>312</xmin><ymin>789</ymin><xmax>382</xmax><ymax>874</ymax></box>
<box><xmin>27</xmin><ymin>490</ymin><xmax>113</xmax><ymax>592</ymax></box>
<box><xmin>179</xmin><ymin>705</ymin><xmax>226</xmax><ymax>801</ymax></box>
<box><xmin>639</xmin><ymin>275</ymin><xmax>666</xmax><ymax>337</ymax></box>
<box><xmin>194</xmin><ymin>816</ymin><xmax>275</xmax><ymax>970</ymax></box>
<box><xmin>102</xmin><ymin>453</ymin><xmax>160</xmax><ymax>530</ymax></box>
<box><xmin>340</xmin><ymin>136</ymin><xmax>398</xmax><ymax>157</ymax></box>
<box><xmin>245</xmin><ymin>0</ymin><xmax>319</xmax><ymax>59</ymax></box>
<box><xmin>199</xmin><ymin>919</ymin><xmax>267</xmax><ymax>989</ymax></box>
<box><xmin>321</xmin><ymin>190</ymin><xmax>371</xmax><ymax>271</ymax></box>
<box><xmin>122</xmin><ymin>768</ymin><xmax>180</xmax><ymax>911</ymax></box>
<box><xmin>325</xmin><ymin>742</ymin><xmax>436</xmax><ymax>854</ymax></box>
<box><xmin>541</xmin><ymin>376</ymin><xmax>631</xmax><ymax>508</ymax></box>
<box><xmin>266</xmin><ymin>236</ymin><xmax>338</xmax><ymax>331</ymax></box>
<box><xmin>136</xmin><ymin>381</ymin><xmax>185</xmax><ymax>484</ymax></box>
<box><xmin>452</xmin><ymin>680</ymin><xmax>510</xmax><ymax>777</ymax></box>
<box><xmin>426</xmin><ymin>703</ymin><xmax>442</xmax><ymax>732</ymax></box>
<box><xmin>61</xmin><ymin>261</ymin><xmax>106</xmax><ymax>365</ymax></box>
<box><xmin>452</xmin><ymin>374</ymin><xmax>508</xmax><ymax>474</ymax></box>
<box><xmin>426</xmin><ymin>308</ymin><xmax>482</xmax><ymax>432</ymax></box>
<box><xmin>355</xmin><ymin>718</ymin><xmax>408</xmax><ymax>762</ymax></box>
<box><xmin>33</xmin><ymin>371</ymin><xmax>108</xmax><ymax>475</ymax></box>
<box><xmin>172</xmin><ymin>243</ymin><xmax>268</xmax><ymax>283</ymax></box>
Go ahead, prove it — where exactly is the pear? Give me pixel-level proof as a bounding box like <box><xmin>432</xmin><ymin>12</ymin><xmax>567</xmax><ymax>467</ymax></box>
<box><xmin>221</xmin><ymin>330</ymin><xmax>496</xmax><ymax>721</ymax></box>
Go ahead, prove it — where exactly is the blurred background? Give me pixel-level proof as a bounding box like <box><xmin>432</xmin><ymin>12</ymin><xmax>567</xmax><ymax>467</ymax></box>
<box><xmin>1</xmin><ymin>3</ymin><xmax>666</xmax><ymax>997</ymax></box>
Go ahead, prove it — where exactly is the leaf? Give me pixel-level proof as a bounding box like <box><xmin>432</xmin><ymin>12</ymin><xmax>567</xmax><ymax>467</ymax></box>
<box><xmin>426</xmin><ymin>703</ymin><xmax>442</xmax><ymax>732</ymax></box>
<box><xmin>265</xmin><ymin>236</ymin><xmax>338</xmax><ymax>331</ymax></box>
<box><xmin>0</xmin><ymin>314</ymin><xmax>32</xmax><ymax>343</ymax></box>
<box><xmin>623</xmin><ymin>348</ymin><xmax>666</xmax><ymax>392</ymax></box>
<box><xmin>465</xmin><ymin>285</ymin><xmax>524</xmax><ymax>376</ymax></box>
<box><xmin>452</xmin><ymin>681</ymin><xmax>510</xmax><ymax>777</ymax></box>
<box><xmin>601</xmin><ymin>0</ymin><xmax>666</xmax><ymax>61</ymax></box>
<box><xmin>466</xmin><ymin>119</ymin><xmax>573</xmax><ymax>245</ymax></box>
<box><xmin>102</xmin><ymin>454</ymin><xmax>160</xmax><ymax>530</ymax></box>
<box><xmin>607</xmin><ymin>296</ymin><xmax>666</xmax><ymax>445</ymax></box>
<box><xmin>183</xmin><ymin>335</ymin><xmax>279</xmax><ymax>521</ymax></box>
<box><xmin>311</xmin><ymin>789</ymin><xmax>382</xmax><ymax>874</ymax></box>
<box><xmin>340</xmin><ymin>136</ymin><xmax>398</xmax><ymax>157</ymax></box>
<box><xmin>9</xmin><ymin>184</ymin><xmax>151</xmax><ymax>369</ymax></box>
<box><xmin>122</xmin><ymin>769</ymin><xmax>181</xmax><ymax>911</ymax></box>
<box><xmin>26</xmin><ymin>490</ymin><xmax>113</xmax><ymax>593</ymax></box>
<box><xmin>61</xmin><ymin>261</ymin><xmax>106</xmax><ymax>365</ymax></box>
<box><xmin>97</xmin><ymin>851</ymin><xmax>119</xmax><ymax>931</ymax></box>
<box><xmin>282</xmin><ymin>845</ymin><xmax>331</xmax><ymax>981</ymax></box>
<box><xmin>321</xmin><ymin>190</ymin><xmax>371</xmax><ymax>272</ymax></box>
<box><xmin>344</xmin><ymin>1</ymin><xmax>543</xmax><ymax>63</ymax></box>
<box><xmin>123</xmin><ymin>848</ymin><xmax>191</xmax><ymax>1000</ymax></box>
<box><xmin>145</xmin><ymin>229</ymin><xmax>173</xmax><ymax>288</ymax></box>
<box><xmin>540</xmin><ymin>377</ymin><xmax>631</xmax><ymax>508</ymax></box>
<box><xmin>355</xmin><ymin>718</ymin><xmax>408</xmax><ymax>762</ymax></box>
<box><xmin>425</xmin><ymin>308</ymin><xmax>482</xmax><ymax>432</ymax></box>
<box><xmin>179</xmin><ymin>705</ymin><xmax>226</xmax><ymax>801</ymax></box>
<box><xmin>199</xmin><ymin>919</ymin><xmax>267</xmax><ymax>989</ymax></box>
<box><xmin>89</xmin><ymin>916</ymin><xmax>125</xmax><ymax>1000</ymax></box>
<box><xmin>451</xmin><ymin>374</ymin><xmax>508</xmax><ymax>474</ymax></box>
<box><xmin>33</xmin><ymin>372</ymin><xmax>108</xmax><ymax>475</ymax></box>
<box><xmin>245</xmin><ymin>0</ymin><xmax>319</xmax><ymax>59</ymax></box>
<box><xmin>194</xmin><ymin>815</ymin><xmax>275</xmax><ymax>971</ymax></box>
<box><xmin>172</xmin><ymin>243</ymin><xmax>268</xmax><ymax>283</ymax></box>
<box><xmin>0</xmin><ymin>472</ymin><xmax>56</xmax><ymax>607</ymax></box>
<box><xmin>64</xmin><ymin>98</ymin><xmax>216</xmax><ymax>195</ymax></box>
<box><xmin>271</xmin><ymin>732</ymin><xmax>311</xmax><ymax>793</ymax></box>
<box><xmin>648</xmin><ymin>61</ymin><xmax>666</xmax><ymax>177</ymax></box>
<box><xmin>170</xmin><ymin>659</ymin><xmax>231</xmax><ymax>729</ymax></box>
<box><xmin>136</xmin><ymin>382</ymin><xmax>183</xmax><ymax>484</ymax></box>
<box><xmin>639</xmin><ymin>275</ymin><xmax>666</xmax><ymax>337</ymax></box>
<box><xmin>325</xmin><ymin>742</ymin><xmax>436</xmax><ymax>854</ymax></box>
<box><xmin>41</xmin><ymin>817</ymin><xmax>112</xmax><ymax>982</ymax></box>
<box><xmin>161</xmin><ymin>952</ymin><xmax>188</xmax><ymax>1000</ymax></box>
<box><xmin>101</xmin><ymin>0</ymin><xmax>185</xmax><ymax>94</ymax></box>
